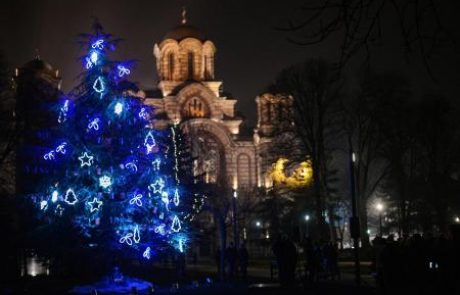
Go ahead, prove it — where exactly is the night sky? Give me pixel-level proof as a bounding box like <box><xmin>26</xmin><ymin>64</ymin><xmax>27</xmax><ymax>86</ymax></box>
<box><xmin>2</xmin><ymin>0</ymin><xmax>460</xmax><ymax>127</ymax></box>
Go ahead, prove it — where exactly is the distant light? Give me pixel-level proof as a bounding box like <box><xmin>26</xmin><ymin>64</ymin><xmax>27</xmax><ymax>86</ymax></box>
<box><xmin>304</xmin><ymin>214</ymin><xmax>310</xmax><ymax>221</ymax></box>
<box><xmin>114</xmin><ymin>102</ymin><xmax>123</xmax><ymax>115</ymax></box>
<box><xmin>367</xmin><ymin>229</ymin><xmax>371</xmax><ymax>234</ymax></box>
<box><xmin>376</xmin><ymin>202</ymin><xmax>384</xmax><ymax>212</ymax></box>
<box><xmin>233</xmin><ymin>190</ymin><xmax>238</xmax><ymax>198</ymax></box>
<box><xmin>352</xmin><ymin>152</ymin><xmax>356</xmax><ymax>163</ymax></box>
<box><xmin>455</xmin><ymin>217</ymin><xmax>460</xmax><ymax>223</ymax></box>
<box><xmin>256</xmin><ymin>221</ymin><xmax>261</xmax><ymax>227</ymax></box>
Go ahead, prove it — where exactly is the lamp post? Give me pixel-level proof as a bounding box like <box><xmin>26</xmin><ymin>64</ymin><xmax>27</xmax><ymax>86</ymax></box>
<box><xmin>304</xmin><ymin>214</ymin><xmax>310</xmax><ymax>238</ymax></box>
<box><xmin>232</xmin><ymin>188</ymin><xmax>239</xmax><ymax>249</ymax></box>
<box><xmin>376</xmin><ymin>202</ymin><xmax>384</xmax><ymax>236</ymax></box>
<box><xmin>349</xmin><ymin>148</ymin><xmax>361</xmax><ymax>286</ymax></box>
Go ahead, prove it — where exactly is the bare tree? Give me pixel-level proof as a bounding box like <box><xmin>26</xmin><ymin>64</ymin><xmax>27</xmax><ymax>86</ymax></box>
<box><xmin>0</xmin><ymin>52</ymin><xmax>15</xmax><ymax>197</ymax></box>
<box><xmin>278</xmin><ymin>0</ymin><xmax>454</xmax><ymax>79</ymax></box>
<box><xmin>416</xmin><ymin>95</ymin><xmax>460</xmax><ymax>232</ymax></box>
<box><xmin>343</xmin><ymin>70</ymin><xmax>410</xmax><ymax>245</ymax></box>
<box><xmin>269</xmin><ymin>58</ymin><xmax>342</xmax><ymax>239</ymax></box>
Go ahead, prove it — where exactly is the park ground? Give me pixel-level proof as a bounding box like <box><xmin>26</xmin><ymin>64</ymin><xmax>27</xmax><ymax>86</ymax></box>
<box><xmin>2</xmin><ymin>259</ymin><xmax>377</xmax><ymax>295</ymax></box>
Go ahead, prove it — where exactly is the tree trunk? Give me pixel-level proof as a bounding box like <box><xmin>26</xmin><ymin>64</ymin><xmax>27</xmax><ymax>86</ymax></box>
<box><xmin>312</xmin><ymin>160</ymin><xmax>327</xmax><ymax>240</ymax></box>
<box><xmin>216</xmin><ymin>213</ymin><xmax>227</xmax><ymax>281</ymax></box>
<box><xmin>358</xmin><ymin>199</ymin><xmax>370</xmax><ymax>248</ymax></box>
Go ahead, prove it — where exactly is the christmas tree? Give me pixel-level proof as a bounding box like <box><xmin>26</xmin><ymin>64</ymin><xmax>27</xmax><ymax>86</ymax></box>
<box><xmin>32</xmin><ymin>23</ymin><xmax>199</xmax><ymax>263</ymax></box>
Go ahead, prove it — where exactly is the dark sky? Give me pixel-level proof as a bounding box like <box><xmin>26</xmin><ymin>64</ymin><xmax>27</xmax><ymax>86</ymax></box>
<box><xmin>2</xmin><ymin>0</ymin><xmax>460</xmax><ymax>127</ymax></box>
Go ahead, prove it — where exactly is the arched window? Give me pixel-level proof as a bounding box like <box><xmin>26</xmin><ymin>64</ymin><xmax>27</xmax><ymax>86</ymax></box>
<box><xmin>168</xmin><ymin>53</ymin><xmax>174</xmax><ymax>80</ymax></box>
<box><xmin>183</xmin><ymin>97</ymin><xmax>210</xmax><ymax>119</ymax></box>
<box><xmin>237</xmin><ymin>154</ymin><xmax>252</xmax><ymax>188</ymax></box>
<box><xmin>188</xmin><ymin>52</ymin><xmax>194</xmax><ymax>80</ymax></box>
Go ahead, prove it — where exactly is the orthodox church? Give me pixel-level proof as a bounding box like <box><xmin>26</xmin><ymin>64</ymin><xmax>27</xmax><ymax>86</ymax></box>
<box><xmin>14</xmin><ymin>13</ymin><xmax>293</xmax><ymax>194</ymax></box>
<box><xmin>140</xmin><ymin>12</ymin><xmax>292</xmax><ymax>191</ymax></box>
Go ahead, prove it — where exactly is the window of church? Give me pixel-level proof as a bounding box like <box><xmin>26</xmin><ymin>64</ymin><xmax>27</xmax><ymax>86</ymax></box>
<box><xmin>188</xmin><ymin>52</ymin><xmax>194</xmax><ymax>80</ymax></box>
<box><xmin>168</xmin><ymin>53</ymin><xmax>174</xmax><ymax>80</ymax></box>
<box><xmin>183</xmin><ymin>97</ymin><xmax>209</xmax><ymax>118</ymax></box>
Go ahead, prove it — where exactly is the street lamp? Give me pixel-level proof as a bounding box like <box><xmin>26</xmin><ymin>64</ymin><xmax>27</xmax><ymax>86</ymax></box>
<box><xmin>376</xmin><ymin>202</ymin><xmax>384</xmax><ymax>236</ymax></box>
<box><xmin>232</xmin><ymin>188</ymin><xmax>239</xmax><ymax>248</ymax></box>
<box><xmin>455</xmin><ymin>216</ymin><xmax>460</xmax><ymax>223</ymax></box>
<box><xmin>304</xmin><ymin>214</ymin><xmax>310</xmax><ymax>237</ymax></box>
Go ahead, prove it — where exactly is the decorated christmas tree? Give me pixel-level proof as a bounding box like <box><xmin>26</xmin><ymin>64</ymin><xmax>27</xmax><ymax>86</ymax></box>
<box><xmin>32</xmin><ymin>23</ymin><xmax>200</xmax><ymax>266</ymax></box>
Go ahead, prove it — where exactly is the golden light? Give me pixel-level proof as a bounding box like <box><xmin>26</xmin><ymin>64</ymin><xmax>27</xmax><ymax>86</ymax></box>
<box><xmin>268</xmin><ymin>158</ymin><xmax>313</xmax><ymax>188</ymax></box>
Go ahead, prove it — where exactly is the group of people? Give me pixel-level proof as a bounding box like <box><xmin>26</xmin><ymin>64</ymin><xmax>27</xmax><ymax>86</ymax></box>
<box><xmin>215</xmin><ymin>242</ymin><xmax>249</xmax><ymax>280</ymax></box>
<box><xmin>371</xmin><ymin>232</ymin><xmax>460</xmax><ymax>294</ymax></box>
<box><xmin>272</xmin><ymin>235</ymin><xmax>340</xmax><ymax>286</ymax></box>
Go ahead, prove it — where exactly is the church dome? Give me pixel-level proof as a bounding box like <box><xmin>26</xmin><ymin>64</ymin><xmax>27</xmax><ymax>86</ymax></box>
<box><xmin>21</xmin><ymin>57</ymin><xmax>56</xmax><ymax>76</ymax></box>
<box><xmin>164</xmin><ymin>24</ymin><xmax>205</xmax><ymax>41</ymax></box>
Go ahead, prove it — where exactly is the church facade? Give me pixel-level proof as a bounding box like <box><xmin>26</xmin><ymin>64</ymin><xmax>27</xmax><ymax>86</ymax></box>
<box><xmin>140</xmin><ymin>18</ymin><xmax>291</xmax><ymax>191</ymax></box>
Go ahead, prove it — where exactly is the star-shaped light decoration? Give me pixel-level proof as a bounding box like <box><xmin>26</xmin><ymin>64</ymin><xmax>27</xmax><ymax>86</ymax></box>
<box><xmin>99</xmin><ymin>175</ymin><xmax>112</xmax><ymax>189</ymax></box>
<box><xmin>78</xmin><ymin>152</ymin><xmax>94</xmax><ymax>167</ymax></box>
<box><xmin>87</xmin><ymin>197</ymin><xmax>103</xmax><ymax>213</ymax></box>
<box><xmin>148</xmin><ymin>178</ymin><xmax>165</xmax><ymax>194</ymax></box>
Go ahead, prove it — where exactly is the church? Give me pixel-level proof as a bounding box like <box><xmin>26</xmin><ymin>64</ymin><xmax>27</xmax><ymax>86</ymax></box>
<box><xmin>138</xmin><ymin>13</ymin><xmax>292</xmax><ymax>192</ymax></box>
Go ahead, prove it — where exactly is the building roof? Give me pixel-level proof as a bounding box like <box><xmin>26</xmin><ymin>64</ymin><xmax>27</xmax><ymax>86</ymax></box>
<box><xmin>21</xmin><ymin>57</ymin><xmax>57</xmax><ymax>76</ymax></box>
